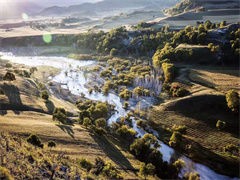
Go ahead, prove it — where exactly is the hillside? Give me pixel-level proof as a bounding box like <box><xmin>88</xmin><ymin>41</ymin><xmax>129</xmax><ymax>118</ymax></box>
<box><xmin>164</xmin><ymin>0</ymin><xmax>240</xmax><ymax>16</ymax></box>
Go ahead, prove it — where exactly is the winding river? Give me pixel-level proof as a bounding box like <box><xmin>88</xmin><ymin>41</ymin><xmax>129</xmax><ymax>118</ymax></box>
<box><xmin>0</xmin><ymin>51</ymin><xmax>238</xmax><ymax>180</ymax></box>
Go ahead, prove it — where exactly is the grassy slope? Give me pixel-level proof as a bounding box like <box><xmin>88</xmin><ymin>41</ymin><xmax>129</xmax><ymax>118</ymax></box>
<box><xmin>149</xmin><ymin>64</ymin><xmax>240</xmax><ymax>177</ymax></box>
<box><xmin>0</xmin><ymin>61</ymin><xmax>143</xmax><ymax>179</ymax></box>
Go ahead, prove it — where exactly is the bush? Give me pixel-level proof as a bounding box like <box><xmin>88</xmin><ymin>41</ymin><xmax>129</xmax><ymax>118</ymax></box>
<box><xmin>172</xmin><ymin>124</ymin><xmax>187</xmax><ymax>134</ymax></box>
<box><xmin>184</xmin><ymin>172</ymin><xmax>200</xmax><ymax>180</ymax></box>
<box><xmin>27</xmin><ymin>134</ymin><xmax>43</xmax><ymax>148</ymax></box>
<box><xmin>47</xmin><ymin>141</ymin><xmax>56</xmax><ymax>148</ymax></box>
<box><xmin>5</xmin><ymin>63</ymin><xmax>12</xmax><ymax>68</ymax></box>
<box><xmin>226</xmin><ymin>90</ymin><xmax>239</xmax><ymax>113</ymax></box>
<box><xmin>139</xmin><ymin>163</ymin><xmax>155</xmax><ymax>179</ymax></box>
<box><xmin>216</xmin><ymin>120</ymin><xmax>226</xmax><ymax>130</ymax></box>
<box><xmin>3</xmin><ymin>72</ymin><xmax>16</xmax><ymax>81</ymax></box>
<box><xmin>119</xmin><ymin>89</ymin><xmax>132</xmax><ymax>100</ymax></box>
<box><xmin>110</xmin><ymin>48</ymin><xmax>118</xmax><ymax>56</ymax></box>
<box><xmin>41</xmin><ymin>90</ymin><xmax>49</xmax><ymax>101</ymax></box>
<box><xmin>123</xmin><ymin>101</ymin><xmax>129</xmax><ymax>109</ymax></box>
<box><xmin>224</xmin><ymin>144</ymin><xmax>239</xmax><ymax>156</ymax></box>
<box><xmin>169</xmin><ymin>132</ymin><xmax>182</xmax><ymax>147</ymax></box>
<box><xmin>170</xmin><ymin>83</ymin><xmax>188</xmax><ymax>97</ymax></box>
<box><xmin>162</xmin><ymin>63</ymin><xmax>175</xmax><ymax>82</ymax></box>
<box><xmin>102</xmin><ymin>162</ymin><xmax>122</xmax><ymax>179</ymax></box>
<box><xmin>79</xmin><ymin>158</ymin><xmax>93</xmax><ymax>172</ymax></box>
<box><xmin>136</xmin><ymin>120</ymin><xmax>148</xmax><ymax>129</ymax></box>
<box><xmin>0</xmin><ymin>166</ymin><xmax>13</xmax><ymax>180</ymax></box>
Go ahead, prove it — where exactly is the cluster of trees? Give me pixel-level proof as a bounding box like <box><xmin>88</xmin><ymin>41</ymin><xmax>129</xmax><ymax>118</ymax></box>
<box><xmin>78</xmin><ymin>157</ymin><xmax>122</xmax><ymax>179</ymax></box>
<box><xmin>130</xmin><ymin>134</ymin><xmax>185</xmax><ymax>179</ymax></box>
<box><xmin>77</xmin><ymin>100</ymin><xmax>109</xmax><ymax>134</ymax></box>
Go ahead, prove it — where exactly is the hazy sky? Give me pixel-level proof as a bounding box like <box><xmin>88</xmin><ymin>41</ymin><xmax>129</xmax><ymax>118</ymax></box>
<box><xmin>0</xmin><ymin>0</ymin><xmax>102</xmax><ymax>7</ymax></box>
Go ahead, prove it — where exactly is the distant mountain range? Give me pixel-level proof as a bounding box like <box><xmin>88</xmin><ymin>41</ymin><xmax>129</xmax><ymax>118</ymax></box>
<box><xmin>38</xmin><ymin>0</ymin><xmax>179</xmax><ymax>17</ymax></box>
<box><xmin>0</xmin><ymin>0</ymin><xmax>100</xmax><ymax>19</ymax></box>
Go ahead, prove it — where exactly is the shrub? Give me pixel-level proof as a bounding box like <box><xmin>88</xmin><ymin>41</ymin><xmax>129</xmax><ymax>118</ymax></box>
<box><xmin>123</xmin><ymin>101</ymin><xmax>129</xmax><ymax>109</ymax></box>
<box><xmin>224</xmin><ymin>144</ymin><xmax>239</xmax><ymax>156</ymax></box>
<box><xmin>172</xmin><ymin>125</ymin><xmax>187</xmax><ymax>134</ymax></box>
<box><xmin>170</xmin><ymin>83</ymin><xmax>188</xmax><ymax>97</ymax></box>
<box><xmin>0</xmin><ymin>166</ymin><xmax>13</xmax><ymax>180</ymax></box>
<box><xmin>184</xmin><ymin>172</ymin><xmax>200</xmax><ymax>180</ymax></box>
<box><xmin>5</xmin><ymin>63</ymin><xmax>12</xmax><ymax>68</ymax></box>
<box><xmin>136</xmin><ymin>120</ymin><xmax>148</xmax><ymax>129</ymax></box>
<box><xmin>41</xmin><ymin>90</ymin><xmax>49</xmax><ymax>101</ymax></box>
<box><xmin>47</xmin><ymin>141</ymin><xmax>56</xmax><ymax>148</ymax></box>
<box><xmin>162</xmin><ymin>63</ymin><xmax>175</xmax><ymax>82</ymax></box>
<box><xmin>119</xmin><ymin>89</ymin><xmax>132</xmax><ymax>100</ymax></box>
<box><xmin>27</xmin><ymin>134</ymin><xmax>43</xmax><ymax>148</ymax></box>
<box><xmin>79</xmin><ymin>158</ymin><xmax>93</xmax><ymax>172</ymax></box>
<box><xmin>3</xmin><ymin>72</ymin><xmax>16</xmax><ymax>81</ymax></box>
<box><xmin>110</xmin><ymin>48</ymin><xmax>118</xmax><ymax>56</ymax></box>
<box><xmin>169</xmin><ymin>132</ymin><xmax>182</xmax><ymax>147</ymax></box>
<box><xmin>139</xmin><ymin>163</ymin><xmax>155</xmax><ymax>179</ymax></box>
<box><xmin>102</xmin><ymin>162</ymin><xmax>122</xmax><ymax>179</ymax></box>
<box><xmin>22</xmin><ymin>70</ymin><xmax>31</xmax><ymax>78</ymax></box>
<box><xmin>226</xmin><ymin>90</ymin><xmax>239</xmax><ymax>113</ymax></box>
<box><xmin>216</xmin><ymin>120</ymin><xmax>226</xmax><ymax>130</ymax></box>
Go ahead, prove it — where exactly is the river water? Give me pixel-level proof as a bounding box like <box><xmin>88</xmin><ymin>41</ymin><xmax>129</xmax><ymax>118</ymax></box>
<box><xmin>0</xmin><ymin>51</ymin><xmax>237</xmax><ymax>180</ymax></box>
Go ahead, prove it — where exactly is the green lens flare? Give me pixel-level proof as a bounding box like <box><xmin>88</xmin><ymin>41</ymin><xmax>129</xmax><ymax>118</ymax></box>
<box><xmin>43</xmin><ymin>34</ymin><xmax>52</xmax><ymax>44</ymax></box>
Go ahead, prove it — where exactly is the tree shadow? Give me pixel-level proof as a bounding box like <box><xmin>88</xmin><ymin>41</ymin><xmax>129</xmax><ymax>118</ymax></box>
<box><xmin>45</xmin><ymin>100</ymin><xmax>55</xmax><ymax>113</ymax></box>
<box><xmin>166</xmin><ymin>94</ymin><xmax>239</xmax><ymax>137</ymax></box>
<box><xmin>90</xmin><ymin>134</ymin><xmax>135</xmax><ymax>171</ymax></box>
<box><xmin>0</xmin><ymin>110</ymin><xmax>7</xmax><ymax>116</ymax></box>
<box><xmin>56</xmin><ymin>124</ymin><xmax>75</xmax><ymax>139</ymax></box>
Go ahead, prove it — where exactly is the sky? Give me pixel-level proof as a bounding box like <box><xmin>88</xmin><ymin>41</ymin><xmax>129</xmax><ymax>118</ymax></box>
<box><xmin>0</xmin><ymin>0</ymin><xmax>102</xmax><ymax>7</ymax></box>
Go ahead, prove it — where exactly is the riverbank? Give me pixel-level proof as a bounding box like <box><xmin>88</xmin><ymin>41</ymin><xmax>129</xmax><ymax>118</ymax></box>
<box><xmin>149</xmin><ymin>64</ymin><xmax>240</xmax><ymax>177</ymax></box>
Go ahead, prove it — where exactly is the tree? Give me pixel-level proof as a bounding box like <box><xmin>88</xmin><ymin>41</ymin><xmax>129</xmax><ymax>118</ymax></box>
<box><xmin>139</xmin><ymin>163</ymin><xmax>155</xmax><ymax>179</ymax></box>
<box><xmin>95</xmin><ymin>118</ymin><xmax>107</xmax><ymax>129</ymax></box>
<box><xmin>226</xmin><ymin>90</ymin><xmax>239</xmax><ymax>113</ymax></box>
<box><xmin>27</xmin><ymin>134</ymin><xmax>43</xmax><ymax>148</ymax></box>
<box><xmin>169</xmin><ymin>132</ymin><xmax>182</xmax><ymax>147</ymax></box>
<box><xmin>216</xmin><ymin>120</ymin><xmax>226</xmax><ymax>130</ymax></box>
<box><xmin>41</xmin><ymin>90</ymin><xmax>49</xmax><ymax>101</ymax></box>
<box><xmin>130</xmin><ymin>134</ymin><xmax>160</xmax><ymax>161</ymax></box>
<box><xmin>53</xmin><ymin>108</ymin><xmax>67</xmax><ymax>124</ymax></box>
<box><xmin>110</xmin><ymin>48</ymin><xmax>118</xmax><ymax>56</ymax></box>
<box><xmin>48</xmin><ymin>141</ymin><xmax>56</xmax><ymax>148</ymax></box>
<box><xmin>83</xmin><ymin>117</ymin><xmax>92</xmax><ymax>128</ymax></box>
<box><xmin>198</xmin><ymin>24</ymin><xmax>206</xmax><ymax>34</ymax></box>
<box><xmin>3</xmin><ymin>72</ymin><xmax>16</xmax><ymax>81</ymax></box>
<box><xmin>162</xmin><ymin>63</ymin><xmax>175</xmax><ymax>82</ymax></box>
